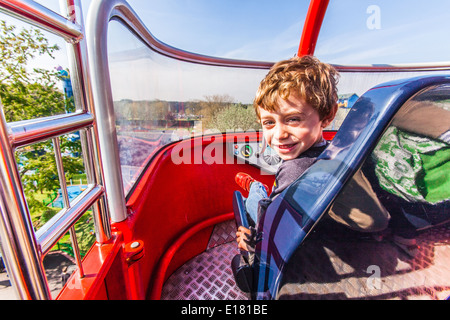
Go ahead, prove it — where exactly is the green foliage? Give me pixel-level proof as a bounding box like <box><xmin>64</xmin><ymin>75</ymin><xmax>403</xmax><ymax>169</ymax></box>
<box><xmin>0</xmin><ymin>20</ymin><xmax>68</xmax><ymax>121</ymax></box>
<box><xmin>0</xmin><ymin>20</ymin><xmax>93</xmax><ymax>254</ymax></box>
<box><xmin>0</xmin><ymin>20</ymin><xmax>82</xmax><ymax>194</ymax></box>
<box><xmin>207</xmin><ymin>103</ymin><xmax>260</xmax><ymax>132</ymax></box>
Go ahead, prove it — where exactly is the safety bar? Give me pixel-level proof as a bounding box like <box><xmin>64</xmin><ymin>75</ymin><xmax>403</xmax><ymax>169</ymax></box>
<box><xmin>0</xmin><ymin>0</ymin><xmax>111</xmax><ymax>299</ymax></box>
<box><xmin>8</xmin><ymin>112</ymin><xmax>94</xmax><ymax>148</ymax></box>
<box><xmin>0</xmin><ymin>0</ymin><xmax>83</xmax><ymax>43</ymax></box>
<box><xmin>36</xmin><ymin>185</ymin><xmax>104</xmax><ymax>256</ymax></box>
<box><xmin>52</xmin><ymin>137</ymin><xmax>84</xmax><ymax>277</ymax></box>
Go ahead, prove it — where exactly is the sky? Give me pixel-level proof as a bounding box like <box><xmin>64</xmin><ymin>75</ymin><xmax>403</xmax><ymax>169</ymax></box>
<box><xmin>3</xmin><ymin>0</ymin><xmax>449</xmax><ymax>64</ymax></box>
<box><xmin>115</xmin><ymin>0</ymin><xmax>450</xmax><ymax>65</ymax></box>
<box><xmin>1</xmin><ymin>0</ymin><xmax>450</xmax><ymax>101</ymax></box>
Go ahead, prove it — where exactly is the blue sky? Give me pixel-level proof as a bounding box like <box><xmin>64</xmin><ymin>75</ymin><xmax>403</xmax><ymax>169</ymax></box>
<box><xmin>2</xmin><ymin>0</ymin><xmax>450</xmax><ymax>66</ymax></box>
<box><xmin>124</xmin><ymin>0</ymin><xmax>309</xmax><ymax>61</ymax></box>
<box><xmin>123</xmin><ymin>0</ymin><xmax>450</xmax><ymax>65</ymax></box>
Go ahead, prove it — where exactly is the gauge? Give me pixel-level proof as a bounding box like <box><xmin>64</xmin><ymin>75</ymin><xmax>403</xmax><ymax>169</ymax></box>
<box><xmin>262</xmin><ymin>145</ymin><xmax>281</xmax><ymax>165</ymax></box>
<box><xmin>240</xmin><ymin>145</ymin><xmax>253</xmax><ymax>158</ymax></box>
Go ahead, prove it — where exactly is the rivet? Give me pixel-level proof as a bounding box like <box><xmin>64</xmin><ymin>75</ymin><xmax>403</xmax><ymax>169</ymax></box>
<box><xmin>130</xmin><ymin>241</ymin><xmax>140</xmax><ymax>249</ymax></box>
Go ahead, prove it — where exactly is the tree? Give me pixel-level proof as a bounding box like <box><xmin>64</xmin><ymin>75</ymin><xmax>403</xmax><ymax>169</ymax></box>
<box><xmin>207</xmin><ymin>103</ymin><xmax>260</xmax><ymax>132</ymax></box>
<box><xmin>0</xmin><ymin>20</ymin><xmax>83</xmax><ymax>212</ymax></box>
<box><xmin>197</xmin><ymin>94</ymin><xmax>235</xmax><ymax>129</ymax></box>
<box><xmin>0</xmin><ymin>20</ymin><xmax>70</xmax><ymax>120</ymax></box>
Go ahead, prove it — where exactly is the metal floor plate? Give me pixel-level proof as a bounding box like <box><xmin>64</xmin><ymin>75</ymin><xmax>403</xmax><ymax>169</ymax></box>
<box><xmin>161</xmin><ymin>220</ymin><xmax>450</xmax><ymax>300</ymax></box>
<box><xmin>161</xmin><ymin>220</ymin><xmax>247</xmax><ymax>300</ymax></box>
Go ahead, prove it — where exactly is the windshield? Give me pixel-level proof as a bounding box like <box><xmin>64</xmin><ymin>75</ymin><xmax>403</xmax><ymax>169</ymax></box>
<box><xmin>107</xmin><ymin>20</ymin><xmax>268</xmax><ymax>194</ymax></box>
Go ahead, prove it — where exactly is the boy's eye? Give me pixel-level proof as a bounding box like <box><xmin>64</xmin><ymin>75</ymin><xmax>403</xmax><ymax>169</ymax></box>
<box><xmin>287</xmin><ymin>117</ymin><xmax>301</xmax><ymax>123</ymax></box>
<box><xmin>262</xmin><ymin>120</ymin><xmax>275</xmax><ymax>126</ymax></box>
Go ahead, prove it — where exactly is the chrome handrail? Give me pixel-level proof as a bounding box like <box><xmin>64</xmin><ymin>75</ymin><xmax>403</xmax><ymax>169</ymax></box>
<box><xmin>35</xmin><ymin>185</ymin><xmax>104</xmax><ymax>255</ymax></box>
<box><xmin>0</xmin><ymin>109</ymin><xmax>50</xmax><ymax>300</ymax></box>
<box><xmin>0</xmin><ymin>0</ymin><xmax>82</xmax><ymax>43</ymax></box>
<box><xmin>8</xmin><ymin>112</ymin><xmax>94</xmax><ymax>148</ymax></box>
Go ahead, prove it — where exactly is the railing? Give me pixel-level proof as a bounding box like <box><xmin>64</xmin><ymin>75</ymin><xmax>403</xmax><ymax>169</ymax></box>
<box><xmin>0</xmin><ymin>0</ymin><xmax>111</xmax><ymax>299</ymax></box>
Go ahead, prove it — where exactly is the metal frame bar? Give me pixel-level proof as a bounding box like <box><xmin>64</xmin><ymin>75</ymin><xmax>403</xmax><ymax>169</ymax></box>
<box><xmin>52</xmin><ymin>137</ymin><xmax>84</xmax><ymax>277</ymax></box>
<box><xmin>35</xmin><ymin>185</ymin><xmax>104</xmax><ymax>255</ymax></box>
<box><xmin>60</xmin><ymin>0</ymin><xmax>112</xmax><ymax>244</ymax></box>
<box><xmin>298</xmin><ymin>0</ymin><xmax>330</xmax><ymax>57</ymax></box>
<box><xmin>9</xmin><ymin>112</ymin><xmax>94</xmax><ymax>148</ymax></box>
<box><xmin>0</xmin><ymin>0</ymin><xmax>82</xmax><ymax>43</ymax></box>
<box><xmin>0</xmin><ymin>108</ymin><xmax>51</xmax><ymax>300</ymax></box>
<box><xmin>86</xmin><ymin>0</ymin><xmax>274</xmax><ymax>70</ymax></box>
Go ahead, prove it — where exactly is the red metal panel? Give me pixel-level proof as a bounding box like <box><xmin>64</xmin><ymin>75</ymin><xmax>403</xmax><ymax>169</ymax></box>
<box><xmin>149</xmin><ymin>212</ymin><xmax>234</xmax><ymax>300</ymax></box>
<box><xmin>323</xmin><ymin>130</ymin><xmax>336</xmax><ymax>141</ymax></box>
<box><xmin>56</xmin><ymin>233</ymin><xmax>127</xmax><ymax>300</ymax></box>
<box><xmin>123</xmin><ymin>132</ymin><xmax>274</xmax><ymax>298</ymax></box>
<box><xmin>298</xmin><ymin>0</ymin><xmax>330</xmax><ymax>57</ymax></box>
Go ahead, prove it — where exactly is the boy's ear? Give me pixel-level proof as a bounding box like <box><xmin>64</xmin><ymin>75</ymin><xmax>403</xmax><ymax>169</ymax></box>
<box><xmin>321</xmin><ymin>103</ymin><xmax>338</xmax><ymax>128</ymax></box>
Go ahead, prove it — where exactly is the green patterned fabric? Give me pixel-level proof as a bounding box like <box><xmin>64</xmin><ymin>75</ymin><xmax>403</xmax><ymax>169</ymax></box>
<box><xmin>372</xmin><ymin>127</ymin><xmax>450</xmax><ymax>204</ymax></box>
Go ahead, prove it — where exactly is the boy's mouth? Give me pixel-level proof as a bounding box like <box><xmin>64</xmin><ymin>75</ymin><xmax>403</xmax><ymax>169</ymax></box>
<box><xmin>276</xmin><ymin>143</ymin><xmax>297</xmax><ymax>152</ymax></box>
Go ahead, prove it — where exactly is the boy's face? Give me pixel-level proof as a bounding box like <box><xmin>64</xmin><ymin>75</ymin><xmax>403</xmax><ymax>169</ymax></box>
<box><xmin>259</xmin><ymin>93</ymin><xmax>330</xmax><ymax>161</ymax></box>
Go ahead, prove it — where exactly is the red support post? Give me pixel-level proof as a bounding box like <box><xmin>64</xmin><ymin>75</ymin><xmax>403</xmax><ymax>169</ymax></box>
<box><xmin>297</xmin><ymin>0</ymin><xmax>330</xmax><ymax>57</ymax></box>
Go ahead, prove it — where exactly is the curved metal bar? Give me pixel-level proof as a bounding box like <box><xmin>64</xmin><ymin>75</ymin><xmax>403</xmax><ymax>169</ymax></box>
<box><xmin>8</xmin><ymin>112</ymin><xmax>94</xmax><ymax>148</ymax></box>
<box><xmin>335</xmin><ymin>63</ymin><xmax>450</xmax><ymax>73</ymax></box>
<box><xmin>0</xmin><ymin>107</ymin><xmax>51</xmax><ymax>300</ymax></box>
<box><xmin>85</xmin><ymin>0</ymin><xmax>127</xmax><ymax>223</ymax></box>
<box><xmin>253</xmin><ymin>75</ymin><xmax>450</xmax><ymax>299</ymax></box>
<box><xmin>85</xmin><ymin>0</ymin><xmax>450</xmax><ymax>75</ymax></box>
<box><xmin>113</xmin><ymin>4</ymin><xmax>273</xmax><ymax>69</ymax></box>
<box><xmin>0</xmin><ymin>0</ymin><xmax>83</xmax><ymax>43</ymax></box>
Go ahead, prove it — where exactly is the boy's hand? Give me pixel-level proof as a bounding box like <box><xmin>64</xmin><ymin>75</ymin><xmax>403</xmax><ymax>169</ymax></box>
<box><xmin>236</xmin><ymin>226</ymin><xmax>251</xmax><ymax>251</ymax></box>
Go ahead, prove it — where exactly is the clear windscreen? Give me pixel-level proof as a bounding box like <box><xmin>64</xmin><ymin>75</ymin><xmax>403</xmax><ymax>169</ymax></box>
<box><xmin>107</xmin><ymin>20</ymin><xmax>268</xmax><ymax>193</ymax></box>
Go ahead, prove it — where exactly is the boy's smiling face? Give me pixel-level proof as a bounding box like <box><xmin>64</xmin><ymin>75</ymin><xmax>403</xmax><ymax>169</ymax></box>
<box><xmin>259</xmin><ymin>93</ymin><xmax>331</xmax><ymax>161</ymax></box>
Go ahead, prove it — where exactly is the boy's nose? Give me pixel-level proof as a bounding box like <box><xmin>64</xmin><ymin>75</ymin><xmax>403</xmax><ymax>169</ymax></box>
<box><xmin>274</xmin><ymin>124</ymin><xmax>289</xmax><ymax>141</ymax></box>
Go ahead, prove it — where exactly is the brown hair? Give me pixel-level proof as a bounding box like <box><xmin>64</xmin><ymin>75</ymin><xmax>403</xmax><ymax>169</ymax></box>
<box><xmin>254</xmin><ymin>55</ymin><xmax>339</xmax><ymax>120</ymax></box>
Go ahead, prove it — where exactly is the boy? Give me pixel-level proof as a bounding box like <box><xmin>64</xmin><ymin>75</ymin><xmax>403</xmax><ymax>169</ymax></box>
<box><xmin>235</xmin><ymin>55</ymin><xmax>339</xmax><ymax>251</ymax></box>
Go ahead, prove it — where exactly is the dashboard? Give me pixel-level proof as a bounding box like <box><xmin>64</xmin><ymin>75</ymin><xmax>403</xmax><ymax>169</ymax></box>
<box><xmin>228</xmin><ymin>140</ymin><xmax>282</xmax><ymax>175</ymax></box>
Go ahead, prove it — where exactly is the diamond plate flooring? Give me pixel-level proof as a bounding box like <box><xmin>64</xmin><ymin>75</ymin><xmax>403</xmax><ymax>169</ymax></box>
<box><xmin>161</xmin><ymin>220</ymin><xmax>450</xmax><ymax>300</ymax></box>
<box><xmin>161</xmin><ymin>220</ymin><xmax>247</xmax><ymax>300</ymax></box>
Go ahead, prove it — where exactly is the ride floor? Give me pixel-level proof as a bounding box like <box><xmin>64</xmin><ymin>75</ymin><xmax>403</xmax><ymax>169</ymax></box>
<box><xmin>161</xmin><ymin>219</ymin><xmax>450</xmax><ymax>300</ymax></box>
